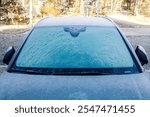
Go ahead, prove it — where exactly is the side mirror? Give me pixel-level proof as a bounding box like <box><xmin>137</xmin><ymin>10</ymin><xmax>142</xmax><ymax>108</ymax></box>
<box><xmin>3</xmin><ymin>46</ymin><xmax>15</xmax><ymax>65</ymax></box>
<box><xmin>135</xmin><ymin>45</ymin><xmax>148</xmax><ymax>65</ymax></box>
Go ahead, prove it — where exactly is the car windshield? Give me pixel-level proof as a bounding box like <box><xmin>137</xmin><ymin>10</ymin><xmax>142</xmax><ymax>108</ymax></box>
<box><xmin>13</xmin><ymin>26</ymin><xmax>139</xmax><ymax>75</ymax></box>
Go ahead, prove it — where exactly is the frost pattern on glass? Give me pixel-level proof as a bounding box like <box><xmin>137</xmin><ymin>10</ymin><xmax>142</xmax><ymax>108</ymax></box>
<box><xmin>16</xmin><ymin>27</ymin><xmax>134</xmax><ymax>68</ymax></box>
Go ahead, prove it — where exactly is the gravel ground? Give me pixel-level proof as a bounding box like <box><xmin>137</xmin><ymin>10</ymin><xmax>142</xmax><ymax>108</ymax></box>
<box><xmin>0</xmin><ymin>67</ymin><xmax>4</xmax><ymax>73</ymax></box>
<box><xmin>0</xmin><ymin>66</ymin><xmax>6</xmax><ymax>73</ymax></box>
<box><xmin>0</xmin><ymin>29</ymin><xmax>28</xmax><ymax>64</ymax></box>
<box><xmin>0</xmin><ymin>23</ymin><xmax>150</xmax><ymax>74</ymax></box>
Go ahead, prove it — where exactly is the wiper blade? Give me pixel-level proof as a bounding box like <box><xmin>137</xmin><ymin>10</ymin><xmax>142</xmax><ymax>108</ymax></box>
<box><xmin>12</xmin><ymin>68</ymin><xmax>112</xmax><ymax>75</ymax></box>
<box><xmin>24</xmin><ymin>70</ymin><xmax>50</xmax><ymax>75</ymax></box>
<box><xmin>52</xmin><ymin>72</ymin><xmax>111</xmax><ymax>75</ymax></box>
<box><xmin>12</xmin><ymin>69</ymin><xmax>50</xmax><ymax>75</ymax></box>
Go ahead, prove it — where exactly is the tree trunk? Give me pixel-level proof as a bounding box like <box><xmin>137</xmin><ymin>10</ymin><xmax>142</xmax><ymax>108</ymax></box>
<box><xmin>0</xmin><ymin>0</ymin><xmax>2</xmax><ymax>6</ymax></box>
<box><xmin>96</xmin><ymin>0</ymin><xmax>100</xmax><ymax>16</ymax></box>
<box><xmin>84</xmin><ymin>0</ymin><xmax>88</xmax><ymax>16</ymax></box>
<box><xmin>148</xmin><ymin>2</ymin><xmax>150</xmax><ymax>17</ymax></box>
<box><xmin>134</xmin><ymin>0</ymin><xmax>141</xmax><ymax>15</ymax></box>
<box><xmin>80</xmin><ymin>0</ymin><xmax>84</xmax><ymax>15</ymax></box>
<box><xmin>22</xmin><ymin>0</ymin><xmax>25</xmax><ymax>7</ymax></box>
<box><xmin>29</xmin><ymin>0</ymin><xmax>33</xmax><ymax>25</ymax></box>
<box><xmin>119</xmin><ymin>0</ymin><xmax>124</xmax><ymax>12</ymax></box>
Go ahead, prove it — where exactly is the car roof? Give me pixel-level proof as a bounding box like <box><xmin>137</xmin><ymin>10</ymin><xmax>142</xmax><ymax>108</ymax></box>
<box><xmin>35</xmin><ymin>16</ymin><xmax>115</xmax><ymax>27</ymax></box>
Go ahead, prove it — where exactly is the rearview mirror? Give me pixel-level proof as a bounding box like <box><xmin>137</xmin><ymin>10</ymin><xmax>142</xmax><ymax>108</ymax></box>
<box><xmin>135</xmin><ymin>45</ymin><xmax>148</xmax><ymax>65</ymax></box>
<box><xmin>3</xmin><ymin>46</ymin><xmax>15</xmax><ymax>65</ymax></box>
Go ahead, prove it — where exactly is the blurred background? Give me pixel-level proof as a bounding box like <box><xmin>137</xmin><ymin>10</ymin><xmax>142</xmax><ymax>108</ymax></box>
<box><xmin>0</xmin><ymin>0</ymin><xmax>150</xmax><ymax>25</ymax></box>
<box><xmin>0</xmin><ymin>0</ymin><xmax>150</xmax><ymax>73</ymax></box>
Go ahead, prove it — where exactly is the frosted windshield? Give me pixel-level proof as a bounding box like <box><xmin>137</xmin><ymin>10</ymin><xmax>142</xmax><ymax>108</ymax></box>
<box><xmin>16</xmin><ymin>26</ymin><xmax>134</xmax><ymax>68</ymax></box>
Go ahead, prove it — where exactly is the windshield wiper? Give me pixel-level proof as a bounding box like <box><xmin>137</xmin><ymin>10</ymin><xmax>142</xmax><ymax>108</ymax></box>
<box><xmin>51</xmin><ymin>72</ymin><xmax>111</xmax><ymax>75</ymax></box>
<box><xmin>12</xmin><ymin>68</ymin><xmax>112</xmax><ymax>75</ymax></box>
<box><xmin>12</xmin><ymin>69</ymin><xmax>50</xmax><ymax>75</ymax></box>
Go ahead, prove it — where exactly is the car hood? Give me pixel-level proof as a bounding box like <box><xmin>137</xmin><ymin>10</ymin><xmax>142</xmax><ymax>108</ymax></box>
<box><xmin>0</xmin><ymin>71</ymin><xmax>150</xmax><ymax>100</ymax></box>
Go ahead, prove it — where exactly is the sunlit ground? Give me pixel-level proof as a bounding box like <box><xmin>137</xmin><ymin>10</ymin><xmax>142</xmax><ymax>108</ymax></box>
<box><xmin>0</xmin><ymin>25</ymin><xmax>30</xmax><ymax>32</ymax></box>
<box><xmin>109</xmin><ymin>13</ymin><xmax>150</xmax><ymax>25</ymax></box>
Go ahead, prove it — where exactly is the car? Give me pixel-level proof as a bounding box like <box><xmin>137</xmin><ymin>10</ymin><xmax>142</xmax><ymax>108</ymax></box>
<box><xmin>0</xmin><ymin>16</ymin><xmax>150</xmax><ymax>100</ymax></box>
